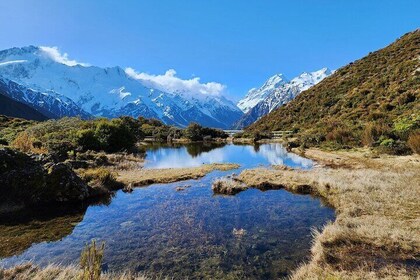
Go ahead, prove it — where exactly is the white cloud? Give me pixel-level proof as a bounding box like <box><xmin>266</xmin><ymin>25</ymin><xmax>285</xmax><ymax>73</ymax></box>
<box><xmin>125</xmin><ymin>67</ymin><xmax>226</xmax><ymax>96</ymax></box>
<box><xmin>39</xmin><ymin>46</ymin><xmax>89</xmax><ymax>67</ymax></box>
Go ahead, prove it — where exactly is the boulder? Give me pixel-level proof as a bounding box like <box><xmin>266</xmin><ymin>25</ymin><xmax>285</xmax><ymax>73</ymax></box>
<box><xmin>44</xmin><ymin>163</ymin><xmax>91</xmax><ymax>202</ymax></box>
<box><xmin>0</xmin><ymin>148</ymin><xmax>91</xmax><ymax>212</ymax></box>
<box><xmin>0</xmin><ymin>148</ymin><xmax>46</xmax><ymax>209</ymax></box>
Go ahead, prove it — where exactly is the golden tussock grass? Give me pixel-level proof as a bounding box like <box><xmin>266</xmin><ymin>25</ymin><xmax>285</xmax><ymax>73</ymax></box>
<box><xmin>106</xmin><ymin>153</ymin><xmax>144</xmax><ymax>171</ymax></box>
<box><xmin>11</xmin><ymin>131</ymin><xmax>47</xmax><ymax>154</ymax></box>
<box><xmin>0</xmin><ymin>263</ymin><xmax>150</xmax><ymax>280</ymax></box>
<box><xmin>237</xmin><ymin>148</ymin><xmax>420</xmax><ymax>279</ymax></box>
<box><xmin>117</xmin><ymin>163</ymin><xmax>240</xmax><ymax>187</ymax></box>
<box><xmin>211</xmin><ymin>178</ymin><xmax>247</xmax><ymax>195</ymax></box>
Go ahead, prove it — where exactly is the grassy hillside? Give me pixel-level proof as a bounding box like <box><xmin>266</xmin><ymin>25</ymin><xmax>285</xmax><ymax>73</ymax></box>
<box><xmin>248</xmin><ymin>30</ymin><xmax>420</xmax><ymax>153</ymax></box>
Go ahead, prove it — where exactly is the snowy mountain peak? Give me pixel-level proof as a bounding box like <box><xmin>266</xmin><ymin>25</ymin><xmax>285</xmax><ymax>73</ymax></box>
<box><xmin>290</xmin><ymin>68</ymin><xmax>332</xmax><ymax>91</ymax></box>
<box><xmin>234</xmin><ymin>67</ymin><xmax>332</xmax><ymax>128</ymax></box>
<box><xmin>237</xmin><ymin>73</ymin><xmax>289</xmax><ymax>113</ymax></box>
<box><xmin>263</xmin><ymin>73</ymin><xmax>288</xmax><ymax>88</ymax></box>
<box><xmin>0</xmin><ymin>46</ymin><xmax>242</xmax><ymax>128</ymax></box>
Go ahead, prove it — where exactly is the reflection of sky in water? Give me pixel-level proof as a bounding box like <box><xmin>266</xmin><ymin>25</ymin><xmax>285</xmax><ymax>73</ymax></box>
<box><xmin>144</xmin><ymin>143</ymin><xmax>313</xmax><ymax>169</ymax></box>
<box><xmin>0</xmin><ymin>143</ymin><xmax>327</xmax><ymax>279</ymax></box>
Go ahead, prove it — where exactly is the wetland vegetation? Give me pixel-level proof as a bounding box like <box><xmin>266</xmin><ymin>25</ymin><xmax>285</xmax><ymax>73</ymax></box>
<box><xmin>0</xmin><ymin>138</ymin><xmax>334</xmax><ymax>279</ymax></box>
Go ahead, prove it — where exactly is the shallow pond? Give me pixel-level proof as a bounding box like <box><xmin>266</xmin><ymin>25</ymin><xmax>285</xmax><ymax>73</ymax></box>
<box><xmin>0</xmin><ymin>143</ymin><xmax>334</xmax><ymax>279</ymax></box>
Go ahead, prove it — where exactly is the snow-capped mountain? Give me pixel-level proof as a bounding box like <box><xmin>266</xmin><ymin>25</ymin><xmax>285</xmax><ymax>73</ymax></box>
<box><xmin>234</xmin><ymin>68</ymin><xmax>331</xmax><ymax>128</ymax></box>
<box><xmin>0</xmin><ymin>76</ymin><xmax>90</xmax><ymax>119</ymax></box>
<box><xmin>0</xmin><ymin>46</ymin><xmax>242</xmax><ymax>128</ymax></box>
<box><xmin>237</xmin><ymin>74</ymin><xmax>288</xmax><ymax>113</ymax></box>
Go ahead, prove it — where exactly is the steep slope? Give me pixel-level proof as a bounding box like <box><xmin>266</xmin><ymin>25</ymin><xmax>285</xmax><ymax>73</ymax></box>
<box><xmin>0</xmin><ymin>46</ymin><xmax>242</xmax><ymax>128</ymax></box>
<box><xmin>235</xmin><ymin>69</ymin><xmax>331</xmax><ymax>128</ymax></box>
<box><xmin>0</xmin><ymin>77</ymin><xmax>90</xmax><ymax>119</ymax></box>
<box><xmin>248</xmin><ymin>30</ymin><xmax>420</xmax><ymax>144</ymax></box>
<box><xmin>0</xmin><ymin>93</ymin><xmax>47</xmax><ymax>121</ymax></box>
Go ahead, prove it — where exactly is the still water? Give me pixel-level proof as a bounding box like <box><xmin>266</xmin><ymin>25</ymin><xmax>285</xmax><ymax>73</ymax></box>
<box><xmin>0</xmin><ymin>143</ymin><xmax>334</xmax><ymax>279</ymax></box>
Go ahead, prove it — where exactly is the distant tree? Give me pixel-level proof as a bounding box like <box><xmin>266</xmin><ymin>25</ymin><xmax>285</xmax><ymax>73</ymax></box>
<box><xmin>184</xmin><ymin>122</ymin><xmax>203</xmax><ymax>141</ymax></box>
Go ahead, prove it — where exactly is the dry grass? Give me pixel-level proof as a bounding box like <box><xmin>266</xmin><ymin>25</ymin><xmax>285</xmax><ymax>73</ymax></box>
<box><xmin>408</xmin><ymin>131</ymin><xmax>420</xmax><ymax>154</ymax></box>
<box><xmin>106</xmin><ymin>153</ymin><xmax>144</xmax><ymax>171</ymax></box>
<box><xmin>11</xmin><ymin>131</ymin><xmax>47</xmax><ymax>154</ymax></box>
<box><xmin>211</xmin><ymin>178</ymin><xmax>247</xmax><ymax>195</ymax></box>
<box><xmin>237</xmin><ymin>148</ymin><xmax>420</xmax><ymax>279</ymax></box>
<box><xmin>77</xmin><ymin>168</ymin><xmax>123</xmax><ymax>193</ymax></box>
<box><xmin>117</xmin><ymin>163</ymin><xmax>240</xmax><ymax>187</ymax></box>
<box><xmin>0</xmin><ymin>263</ymin><xmax>150</xmax><ymax>280</ymax></box>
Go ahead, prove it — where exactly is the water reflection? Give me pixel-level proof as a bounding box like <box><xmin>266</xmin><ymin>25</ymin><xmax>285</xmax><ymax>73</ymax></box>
<box><xmin>0</xmin><ymin>143</ymin><xmax>329</xmax><ymax>279</ymax></box>
<box><xmin>144</xmin><ymin>143</ymin><xmax>313</xmax><ymax>169</ymax></box>
<box><xmin>0</xmin><ymin>205</ymin><xmax>87</xmax><ymax>258</ymax></box>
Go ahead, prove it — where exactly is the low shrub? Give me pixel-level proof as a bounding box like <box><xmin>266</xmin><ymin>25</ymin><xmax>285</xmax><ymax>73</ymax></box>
<box><xmin>326</xmin><ymin>127</ymin><xmax>354</xmax><ymax>145</ymax></box>
<box><xmin>407</xmin><ymin>131</ymin><xmax>420</xmax><ymax>154</ymax></box>
<box><xmin>77</xmin><ymin>129</ymin><xmax>100</xmax><ymax>151</ymax></box>
<box><xmin>300</xmin><ymin>133</ymin><xmax>326</xmax><ymax>148</ymax></box>
<box><xmin>94</xmin><ymin>119</ymin><xmax>136</xmax><ymax>152</ymax></box>
<box><xmin>183</xmin><ymin>122</ymin><xmax>228</xmax><ymax>141</ymax></box>
<box><xmin>11</xmin><ymin>131</ymin><xmax>47</xmax><ymax>154</ymax></box>
<box><xmin>379</xmin><ymin>138</ymin><xmax>395</xmax><ymax>147</ymax></box>
<box><xmin>78</xmin><ymin>167</ymin><xmax>121</xmax><ymax>190</ymax></box>
<box><xmin>361</xmin><ymin>122</ymin><xmax>392</xmax><ymax>147</ymax></box>
<box><xmin>184</xmin><ymin>122</ymin><xmax>203</xmax><ymax>141</ymax></box>
<box><xmin>393</xmin><ymin>115</ymin><xmax>420</xmax><ymax>140</ymax></box>
<box><xmin>79</xmin><ymin>240</ymin><xmax>105</xmax><ymax>280</ymax></box>
<box><xmin>252</xmin><ymin>131</ymin><xmax>271</xmax><ymax>141</ymax></box>
<box><xmin>376</xmin><ymin>140</ymin><xmax>411</xmax><ymax>155</ymax></box>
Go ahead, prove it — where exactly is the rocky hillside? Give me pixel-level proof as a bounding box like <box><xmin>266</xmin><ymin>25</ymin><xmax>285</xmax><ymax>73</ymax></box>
<box><xmin>248</xmin><ymin>30</ymin><xmax>420</xmax><ymax>150</ymax></box>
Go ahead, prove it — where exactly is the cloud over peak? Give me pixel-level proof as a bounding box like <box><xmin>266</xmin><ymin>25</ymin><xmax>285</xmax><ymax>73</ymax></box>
<box><xmin>125</xmin><ymin>67</ymin><xmax>226</xmax><ymax>96</ymax></box>
<box><xmin>39</xmin><ymin>46</ymin><xmax>89</xmax><ymax>67</ymax></box>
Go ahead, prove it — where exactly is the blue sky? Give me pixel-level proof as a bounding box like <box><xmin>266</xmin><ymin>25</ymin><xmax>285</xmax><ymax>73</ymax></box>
<box><xmin>0</xmin><ymin>0</ymin><xmax>419</xmax><ymax>101</ymax></box>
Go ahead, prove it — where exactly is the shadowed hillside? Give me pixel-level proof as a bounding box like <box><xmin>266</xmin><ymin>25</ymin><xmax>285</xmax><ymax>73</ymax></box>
<box><xmin>0</xmin><ymin>94</ymin><xmax>48</xmax><ymax>121</ymax></box>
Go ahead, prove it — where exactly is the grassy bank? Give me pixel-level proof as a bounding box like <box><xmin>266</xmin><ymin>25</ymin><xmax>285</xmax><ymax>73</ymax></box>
<box><xmin>235</xmin><ymin>149</ymin><xmax>419</xmax><ymax>279</ymax></box>
<box><xmin>0</xmin><ymin>263</ymin><xmax>150</xmax><ymax>280</ymax></box>
<box><xmin>117</xmin><ymin>163</ymin><xmax>240</xmax><ymax>187</ymax></box>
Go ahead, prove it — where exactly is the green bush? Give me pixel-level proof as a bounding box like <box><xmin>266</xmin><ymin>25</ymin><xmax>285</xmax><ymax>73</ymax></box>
<box><xmin>379</xmin><ymin>138</ymin><xmax>395</xmax><ymax>147</ymax></box>
<box><xmin>184</xmin><ymin>122</ymin><xmax>203</xmax><ymax>141</ymax></box>
<box><xmin>77</xmin><ymin>129</ymin><xmax>100</xmax><ymax>151</ymax></box>
<box><xmin>393</xmin><ymin>115</ymin><xmax>420</xmax><ymax>140</ymax></box>
<box><xmin>94</xmin><ymin>119</ymin><xmax>136</xmax><ymax>152</ymax></box>
<box><xmin>376</xmin><ymin>140</ymin><xmax>411</xmax><ymax>155</ymax></box>
<box><xmin>201</xmin><ymin>127</ymin><xmax>228</xmax><ymax>139</ymax></box>
<box><xmin>362</xmin><ymin>122</ymin><xmax>392</xmax><ymax>146</ymax></box>
<box><xmin>118</xmin><ymin>116</ymin><xmax>145</xmax><ymax>140</ymax></box>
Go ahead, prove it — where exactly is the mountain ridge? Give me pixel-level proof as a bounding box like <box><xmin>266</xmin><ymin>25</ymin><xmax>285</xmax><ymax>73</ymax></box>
<box><xmin>235</xmin><ymin>68</ymin><xmax>331</xmax><ymax>128</ymax></box>
<box><xmin>0</xmin><ymin>46</ymin><xmax>242</xmax><ymax>128</ymax></box>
